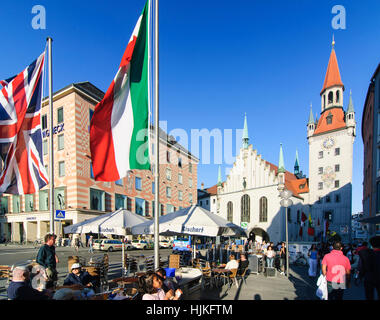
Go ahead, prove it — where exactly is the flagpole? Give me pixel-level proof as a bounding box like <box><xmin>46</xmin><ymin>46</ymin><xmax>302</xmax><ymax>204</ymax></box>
<box><xmin>153</xmin><ymin>0</ymin><xmax>160</xmax><ymax>270</ymax></box>
<box><xmin>47</xmin><ymin>37</ymin><xmax>55</xmax><ymax>235</ymax></box>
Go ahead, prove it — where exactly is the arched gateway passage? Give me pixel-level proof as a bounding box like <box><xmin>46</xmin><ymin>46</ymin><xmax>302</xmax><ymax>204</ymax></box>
<box><xmin>248</xmin><ymin>228</ymin><xmax>270</xmax><ymax>243</ymax></box>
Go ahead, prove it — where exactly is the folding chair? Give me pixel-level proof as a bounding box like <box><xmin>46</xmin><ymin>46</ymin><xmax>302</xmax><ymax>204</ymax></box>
<box><xmin>236</xmin><ymin>267</ymin><xmax>248</xmax><ymax>285</ymax></box>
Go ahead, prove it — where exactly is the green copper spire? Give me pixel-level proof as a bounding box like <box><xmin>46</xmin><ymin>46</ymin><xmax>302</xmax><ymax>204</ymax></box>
<box><xmin>242</xmin><ymin>113</ymin><xmax>249</xmax><ymax>149</ymax></box>
<box><xmin>217</xmin><ymin>165</ymin><xmax>222</xmax><ymax>187</ymax></box>
<box><xmin>294</xmin><ymin>149</ymin><xmax>300</xmax><ymax>175</ymax></box>
<box><xmin>347</xmin><ymin>89</ymin><xmax>354</xmax><ymax>113</ymax></box>
<box><xmin>308</xmin><ymin>103</ymin><xmax>314</xmax><ymax>124</ymax></box>
<box><xmin>278</xmin><ymin>143</ymin><xmax>285</xmax><ymax>174</ymax></box>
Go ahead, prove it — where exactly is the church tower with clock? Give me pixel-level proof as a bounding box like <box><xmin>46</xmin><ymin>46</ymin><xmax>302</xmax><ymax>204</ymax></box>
<box><xmin>307</xmin><ymin>39</ymin><xmax>356</xmax><ymax>242</ymax></box>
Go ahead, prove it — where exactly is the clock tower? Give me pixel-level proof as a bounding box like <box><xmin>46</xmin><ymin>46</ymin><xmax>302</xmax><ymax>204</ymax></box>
<box><xmin>307</xmin><ymin>39</ymin><xmax>356</xmax><ymax>242</ymax></box>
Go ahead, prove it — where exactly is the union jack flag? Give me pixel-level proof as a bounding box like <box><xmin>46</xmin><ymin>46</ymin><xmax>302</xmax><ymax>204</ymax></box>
<box><xmin>0</xmin><ymin>52</ymin><xmax>49</xmax><ymax>194</ymax></box>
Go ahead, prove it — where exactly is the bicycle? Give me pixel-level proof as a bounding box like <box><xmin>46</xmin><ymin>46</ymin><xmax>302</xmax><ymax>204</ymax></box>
<box><xmin>293</xmin><ymin>252</ymin><xmax>308</xmax><ymax>267</ymax></box>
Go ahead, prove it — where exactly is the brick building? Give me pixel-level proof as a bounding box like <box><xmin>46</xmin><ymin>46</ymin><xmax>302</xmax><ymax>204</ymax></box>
<box><xmin>0</xmin><ymin>82</ymin><xmax>198</xmax><ymax>242</ymax></box>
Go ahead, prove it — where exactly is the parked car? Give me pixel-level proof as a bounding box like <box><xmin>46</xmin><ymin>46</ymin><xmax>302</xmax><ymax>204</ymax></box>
<box><xmin>159</xmin><ymin>240</ymin><xmax>172</xmax><ymax>249</ymax></box>
<box><xmin>131</xmin><ymin>239</ymin><xmax>154</xmax><ymax>250</ymax></box>
<box><xmin>93</xmin><ymin>239</ymin><xmax>132</xmax><ymax>252</ymax></box>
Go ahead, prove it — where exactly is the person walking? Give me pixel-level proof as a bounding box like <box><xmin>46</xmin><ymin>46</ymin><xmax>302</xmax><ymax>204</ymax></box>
<box><xmin>308</xmin><ymin>244</ymin><xmax>319</xmax><ymax>277</ymax></box>
<box><xmin>36</xmin><ymin>234</ymin><xmax>59</xmax><ymax>288</ymax></box>
<box><xmin>358</xmin><ymin>236</ymin><xmax>380</xmax><ymax>300</ymax></box>
<box><xmin>321</xmin><ymin>241</ymin><xmax>351</xmax><ymax>300</ymax></box>
<box><xmin>88</xmin><ymin>235</ymin><xmax>94</xmax><ymax>254</ymax></box>
<box><xmin>74</xmin><ymin>235</ymin><xmax>80</xmax><ymax>252</ymax></box>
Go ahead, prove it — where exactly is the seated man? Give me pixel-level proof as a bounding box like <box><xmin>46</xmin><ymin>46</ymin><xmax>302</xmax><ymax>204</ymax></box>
<box><xmin>63</xmin><ymin>263</ymin><xmax>94</xmax><ymax>289</ymax></box>
<box><xmin>225</xmin><ymin>254</ymin><xmax>239</xmax><ymax>270</ymax></box>
<box><xmin>238</xmin><ymin>254</ymin><xmax>249</xmax><ymax>275</ymax></box>
<box><xmin>7</xmin><ymin>267</ymin><xmax>51</xmax><ymax>300</ymax></box>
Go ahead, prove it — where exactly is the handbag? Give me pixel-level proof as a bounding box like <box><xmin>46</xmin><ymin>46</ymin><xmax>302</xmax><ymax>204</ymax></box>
<box><xmin>316</xmin><ymin>274</ymin><xmax>328</xmax><ymax>300</ymax></box>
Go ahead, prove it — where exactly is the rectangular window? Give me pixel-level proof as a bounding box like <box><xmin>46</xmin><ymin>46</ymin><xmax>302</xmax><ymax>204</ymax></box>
<box><xmin>326</xmin><ymin>196</ymin><xmax>331</xmax><ymax>203</ymax></box>
<box><xmin>25</xmin><ymin>194</ymin><xmax>34</xmax><ymax>212</ymax></box>
<box><xmin>58</xmin><ymin>161</ymin><xmax>65</xmax><ymax>177</ymax></box>
<box><xmin>115</xmin><ymin>194</ymin><xmax>126</xmax><ymax>210</ymax></box>
<box><xmin>178</xmin><ymin>190</ymin><xmax>183</xmax><ymax>201</ymax></box>
<box><xmin>58</xmin><ymin>134</ymin><xmax>64</xmax><ymax>150</ymax></box>
<box><xmin>115</xmin><ymin>179</ymin><xmax>123</xmax><ymax>186</ymax></box>
<box><xmin>55</xmin><ymin>187</ymin><xmax>66</xmax><ymax>210</ymax></box>
<box><xmin>166</xmin><ymin>187</ymin><xmax>171</xmax><ymax>198</ymax></box>
<box><xmin>135</xmin><ymin>177</ymin><xmax>142</xmax><ymax>191</ymax></box>
<box><xmin>39</xmin><ymin>190</ymin><xmax>49</xmax><ymax>211</ymax></box>
<box><xmin>167</xmin><ymin>204</ymin><xmax>174</xmax><ymax>214</ymax></box>
<box><xmin>178</xmin><ymin>157</ymin><xmax>182</xmax><ymax>168</ymax></box>
<box><xmin>135</xmin><ymin>197</ymin><xmax>145</xmax><ymax>216</ymax></box>
<box><xmin>90</xmin><ymin>188</ymin><xmax>105</xmax><ymax>211</ymax></box>
<box><xmin>189</xmin><ymin>178</ymin><xmax>193</xmax><ymax>188</ymax></box>
<box><xmin>189</xmin><ymin>162</ymin><xmax>192</xmax><ymax>173</ymax></box>
<box><xmin>152</xmin><ymin>182</ymin><xmax>155</xmax><ymax>194</ymax></box>
<box><xmin>90</xmin><ymin>163</ymin><xmax>94</xmax><ymax>179</ymax></box>
<box><xmin>189</xmin><ymin>193</ymin><xmax>193</xmax><ymax>204</ymax></box>
<box><xmin>318</xmin><ymin>151</ymin><xmax>323</xmax><ymax>159</ymax></box>
<box><xmin>166</xmin><ymin>151</ymin><xmax>171</xmax><ymax>163</ymax></box>
<box><xmin>42</xmin><ymin>114</ymin><xmax>48</xmax><ymax>130</ymax></box>
<box><xmin>0</xmin><ymin>197</ymin><xmax>8</xmax><ymax>215</ymax></box>
<box><xmin>43</xmin><ymin>140</ymin><xmax>48</xmax><ymax>155</ymax></box>
<box><xmin>57</xmin><ymin>107</ymin><xmax>64</xmax><ymax>124</ymax></box>
<box><xmin>335</xmin><ymin>180</ymin><xmax>340</xmax><ymax>188</ymax></box>
<box><xmin>166</xmin><ymin>168</ymin><xmax>171</xmax><ymax>180</ymax></box>
<box><xmin>335</xmin><ymin>194</ymin><xmax>341</xmax><ymax>203</ymax></box>
<box><xmin>13</xmin><ymin>195</ymin><xmax>20</xmax><ymax>213</ymax></box>
<box><xmin>335</xmin><ymin>148</ymin><xmax>340</xmax><ymax>156</ymax></box>
<box><xmin>89</xmin><ymin>109</ymin><xmax>94</xmax><ymax>123</ymax></box>
<box><xmin>178</xmin><ymin>173</ymin><xmax>183</xmax><ymax>184</ymax></box>
<box><xmin>318</xmin><ymin>182</ymin><xmax>323</xmax><ymax>190</ymax></box>
<box><xmin>335</xmin><ymin>164</ymin><xmax>340</xmax><ymax>172</ymax></box>
<box><xmin>318</xmin><ymin>167</ymin><xmax>323</xmax><ymax>174</ymax></box>
<box><xmin>324</xmin><ymin>211</ymin><xmax>333</xmax><ymax>222</ymax></box>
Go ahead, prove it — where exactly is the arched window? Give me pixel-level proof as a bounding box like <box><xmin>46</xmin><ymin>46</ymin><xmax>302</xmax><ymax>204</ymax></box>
<box><xmin>336</xmin><ymin>90</ymin><xmax>340</xmax><ymax>103</ymax></box>
<box><xmin>328</xmin><ymin>91</ymin><xmax>333</xmax><ymax>104</ymax></box>
<box><xmin>259</xmin><ymin>197</ymin><xmax>267</xmax><ymax>222</ymax></box>
<box><xmin>241</xmin><ymin>194</ymin><xmax>250</xmax><ymax>223</ymax></box>
<box><xmin>227</xmin><ymin>201</ymin><xmax>233</xmax><ymax>222</ymax></box>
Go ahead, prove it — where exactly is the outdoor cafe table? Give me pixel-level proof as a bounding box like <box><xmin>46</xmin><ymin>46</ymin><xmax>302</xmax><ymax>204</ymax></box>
<box><xmin>212</xmin><ymin>268</ymin><xmax>231</xmax><ymax>287</ymax></box>
<box><xmin>111</xmin><ymin>276</ymin><xmax>139</xmax><ymax>287</ymax></box>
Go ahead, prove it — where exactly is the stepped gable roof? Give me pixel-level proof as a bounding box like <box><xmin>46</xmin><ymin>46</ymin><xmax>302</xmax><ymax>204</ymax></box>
<box><xmin>313</xmin><ymin>107</ymin><xmax>346</xmax><ymax>135</ymax></box>
<box><xmin>321</xmin><ymin>48</ymin><xmax>344</xmax><ymax>95</ymax></box>
<box><xmin>265</xmin><ymin>161</ymin><xmax>308</xmax><ymax>199</ymax></box>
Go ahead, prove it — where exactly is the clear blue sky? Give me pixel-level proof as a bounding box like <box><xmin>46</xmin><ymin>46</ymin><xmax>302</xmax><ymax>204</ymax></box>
<box><xmin>1</xmin><ymin>0</ymin><xmax>380</xmax><ymax>215</ymax></box>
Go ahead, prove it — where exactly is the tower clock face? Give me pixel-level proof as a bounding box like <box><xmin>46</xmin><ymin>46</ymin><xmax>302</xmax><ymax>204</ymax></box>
<box><xmin>322</xmin><ymin>137</ymin><xmax>335</xmax><ymax>149</ymax></box>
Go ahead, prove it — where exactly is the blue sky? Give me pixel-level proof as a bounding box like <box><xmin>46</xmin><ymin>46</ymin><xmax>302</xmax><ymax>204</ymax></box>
<box><xmin>1</xmin><ymin>0</ymin><xmax>380</xmax><ymax>215</ymax></box>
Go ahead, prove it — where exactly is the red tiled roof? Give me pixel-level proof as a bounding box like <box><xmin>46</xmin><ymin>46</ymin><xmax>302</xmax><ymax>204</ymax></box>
<box><xmin>321</xmin><ymin>48</ymin><xmax>344</xmax><ymax>94</ymax></box>
<box><xmin>313</xmin><ymin>107</ymin><xmax>346</xmax><ymax>135</ymax></box>
<box><xmin>206</xmin><ymin>184</ymin><xmax>218</xmax><ymax>195</ymax></box>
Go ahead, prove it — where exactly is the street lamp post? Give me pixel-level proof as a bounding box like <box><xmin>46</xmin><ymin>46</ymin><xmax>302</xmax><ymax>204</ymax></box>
<box><xmin>280</xmin><ymin>189</ymin><xmax>293</xmax><ymax>278</ymax></box>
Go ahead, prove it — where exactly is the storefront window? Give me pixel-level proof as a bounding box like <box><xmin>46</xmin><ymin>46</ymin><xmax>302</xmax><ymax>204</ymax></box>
<box><xmin>135</xmin><ymin>197</ymin><xmax>145</xmax><ymax>216</ymax></box>
<box><xmin>55</xmin><ymin>187</ymin><xmax>66</xmax><ymax>210</ymax></box>
<box><xmin>115</xmin><ymin>194</ymin><xmax>126</xmax><ymax>210</ymax></box>
<box><xmin>39</xmin><ymin>190</ymin><xmax>49</xmax><ymax>211</ymax></box>
<box><xmin>90</xmin><ymin>188</ymin><xmax>105</xmax><ymax>211</ymax></box>
<box><xmin>0</xmin><ymin>197</ymin><xmax>8</xmax><ymax>215</ymax></box>
<box><xmin>25</xmin><ymin>194</ymin><xmax>34</xmax><ymax>212</ymax></box>
<box><xmin>13</xmin><ymin>195</ymin><xmax>20</xmax><ymax>213</ymax></box>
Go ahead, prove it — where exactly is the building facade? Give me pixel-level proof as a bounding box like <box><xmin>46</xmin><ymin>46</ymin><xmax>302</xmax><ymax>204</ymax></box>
<box><xmin>362</xmin><ymin>63</ymin><xmax>380</xmax><ymax>238</ymax></box>
<box><xmin>199</xmin><ymin>42</ymin><xmax>355</xmax><ymax>243</ymax></box>
<box><xmin>0</xmin><ymin>82</ymin><xmax>199</xmax><ymax>242</ymax></box>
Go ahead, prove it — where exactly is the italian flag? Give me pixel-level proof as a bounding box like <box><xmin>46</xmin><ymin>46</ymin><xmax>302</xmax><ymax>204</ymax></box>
<box><xmin>90</xmin><ymin>0</ymin><xmax>150</xmax><ymax>181</ymax></box>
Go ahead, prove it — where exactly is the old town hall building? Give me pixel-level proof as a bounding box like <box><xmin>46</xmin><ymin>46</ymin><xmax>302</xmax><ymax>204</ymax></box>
<box><xmin>199</xmin><ymin>41</ymin><xmax>356</xmax><ymax>244</ymax></box>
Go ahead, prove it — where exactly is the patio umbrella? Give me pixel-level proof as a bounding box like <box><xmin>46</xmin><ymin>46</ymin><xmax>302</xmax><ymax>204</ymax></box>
<box><xmin>64</xmin><ymin>209</ymin><xmax>149</xmax><ymax>275</ymax></box>
<box><xmin>64</xmin><ymin>209</ymin><xmax>149</xmax><ymax>236</ymax></box>
<box><xmin>131</xmin><ymin>205</ymin><xmax>247</xmax><ymax>258</ymax></box>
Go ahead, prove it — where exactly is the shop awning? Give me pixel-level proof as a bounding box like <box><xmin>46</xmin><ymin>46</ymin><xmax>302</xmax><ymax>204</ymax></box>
<box><xmin>358</xmin><ymin>215</ymin><xmax>380</xmax><ymax>224</ymax></box>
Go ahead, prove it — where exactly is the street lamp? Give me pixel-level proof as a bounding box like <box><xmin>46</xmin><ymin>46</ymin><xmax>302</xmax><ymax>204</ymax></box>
<box><xmin>280</xmin><ymin>189</ymin><xmax>293</xmax><ymax>278</ymax></box>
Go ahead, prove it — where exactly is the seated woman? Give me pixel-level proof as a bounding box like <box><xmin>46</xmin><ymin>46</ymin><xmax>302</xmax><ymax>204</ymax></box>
<box><xmin>138</xmin><ymin>271</ymin><xmax>182</xmax><ymax>300</ymax></box>
<box><xmin>238</xmin><ymin>254</ymin><xmax>249</xmax><ymax>275</ymax></box>
<box><xmin>265</xmin><ymin>246</ymin><xmax>276</xmax><ymax>268</ymax></box>
<box><xmin>63</xmin><ymin>263</ymin><xmax>94</xmax><ymax>289</ymax></box>
<box><xmin>155</xmin><ymin>268</ymin><xmax>178</xmax><ymax>292</ymax></box>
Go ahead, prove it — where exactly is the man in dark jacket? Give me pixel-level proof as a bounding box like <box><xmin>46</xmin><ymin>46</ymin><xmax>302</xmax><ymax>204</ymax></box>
<box><xmin>7</xmin><ymin>267</ymin><xmax>51</xmax><ymax>300</ymax></box>
<box><xmin>358</xmin><ymin>236</ymin><xmax>380</xmax><ymax>300</ymax></box>
<box><xmin>63</xmin><ymin>263</ymin><xmax>93</xmax><ymax>288</ymax></box>
<box><xmin>36</xmin><ymin>233</ymin><xmax>59</xmax><ymax>287</ymax></box>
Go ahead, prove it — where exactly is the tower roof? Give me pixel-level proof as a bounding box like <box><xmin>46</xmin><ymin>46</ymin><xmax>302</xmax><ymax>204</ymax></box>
<box><xmin>294</xmin><ymin>149</ymin><xmax>300</xmax><ymax>168</ymax></box>
<box><xmin>217</xmin><ymin>165</ymin><xmax>222</xmax><ymax>186</ymax></box>
<box><xmin>308</xmin><ymin>103</ymin><xmax>314</xmax><ymax>124</ymax></box>
<box><xmin>347</xmin><ymin>90</ymin><xmax>354</xmax><ymax>113</ymax></box>
<box><xmin>242</xmin><ymin>113</ymin><xmax>249</xmax><ymax>149</ymax></box>
<box><xmin>320</xmin><ymin>48</ymin><xmax>344</xmax><ymax>95</ymax></box>
<box><xmin>313</xmin><ymin>107</ymin><xmax>346</xmax><ymax>135</ymax></box>
<box><xmin>278</xmin><ymin>143</ymin><xmax>285</xmax><ymax>173</ymax></box>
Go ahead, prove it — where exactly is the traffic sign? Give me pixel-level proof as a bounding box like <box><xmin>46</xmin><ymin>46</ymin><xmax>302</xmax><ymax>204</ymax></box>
<box><xmin>55</xmin><ymin>210</ymin><xmax>65</xmax><ymax>220</ymax></box>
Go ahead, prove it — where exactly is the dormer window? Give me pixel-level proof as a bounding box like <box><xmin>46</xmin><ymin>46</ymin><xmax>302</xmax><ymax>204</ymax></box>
<box><xmin>326</xmin><ymin>112</ymin><xmax>333</xmax><ymax>125</ymax></box>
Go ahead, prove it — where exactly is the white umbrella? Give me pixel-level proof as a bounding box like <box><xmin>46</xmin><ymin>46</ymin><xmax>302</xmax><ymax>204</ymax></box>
<box><xmin>64</xmin><ymin>209</ymin><xmax>149</xmax><ymax>276</ymax></box>
<box><xmin>64</xmin><ymin>209</ymin><xmax>149</xmax><ymax>236</ymax></box>
<box><xmin>132</xmin><ymin>205</ymin><xmax>247</xmax><ymax>237</ymax></box>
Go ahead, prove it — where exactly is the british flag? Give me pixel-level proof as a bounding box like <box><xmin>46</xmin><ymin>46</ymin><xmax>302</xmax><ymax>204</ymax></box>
<box><xmin>0</xmin><ymin>52</ymin><xmax>49</xmax><ymax>194</ymax></box>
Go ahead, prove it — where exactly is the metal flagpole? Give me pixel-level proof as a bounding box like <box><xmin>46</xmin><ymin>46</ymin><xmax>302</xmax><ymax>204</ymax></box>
<box><xmin>153</xmin><ymin>0</ymin><xmax>160</xmax><ymax>270</ymax></box>
<box><xmin>47</xmin><ymin>37</ymin><xmax>55</xmax><ymax>236</ymax></box>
